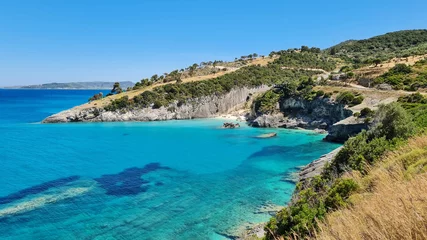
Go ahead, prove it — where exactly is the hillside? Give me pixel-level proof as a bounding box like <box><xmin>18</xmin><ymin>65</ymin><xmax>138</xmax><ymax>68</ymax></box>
<box><xmin>7</xmin><ymin>81</ymin><xmax>134</xmax><ymax>90</ymax></box>
<box><xmin>42</xmin><ymin>30</ymin><xmax>427</xmax><ymax>117</ymax></box>
<box><xmin>264</xmin><ymin>99</ymin><xmax>427</xmax><ymax>239</ymax></box>
<box><xmin>80</xmin><ymin>56</ymin><xmax>277</xmax><ymax>109</ymax></box>
<box><xmin>327</xmin><ymin>30</ymin><xmax>427</xmax><ymax>63</ymax></box>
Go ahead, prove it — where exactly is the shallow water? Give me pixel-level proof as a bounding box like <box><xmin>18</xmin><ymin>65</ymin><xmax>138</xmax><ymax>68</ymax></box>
<box><xmin>0</xmin><ymin>89</ymin><xmax>340</xmax><ymax>239</ymax></box>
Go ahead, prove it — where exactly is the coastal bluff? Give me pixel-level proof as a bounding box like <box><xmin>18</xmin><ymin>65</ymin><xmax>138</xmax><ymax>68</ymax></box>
<box><xmin>42</xmin><ymin>86</ymin><xmax>270</xmax><ymax>123</ymax></box>
<box><xmin>249</xmin><ymin>96</ymin><xmax>353</xmax><ymax>130</ymax></box>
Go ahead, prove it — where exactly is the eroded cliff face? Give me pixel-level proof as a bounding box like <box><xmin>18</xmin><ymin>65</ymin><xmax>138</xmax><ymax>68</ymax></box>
<box><xmin>42</xmin><ymin>86</ymin><xmax>270</xmax><ymax>123</ymax></box>
<box><xmin>250</xmin><ymin>97</ymin><xmax>353</xmax><ymax>130</ymax></box>
<box><xmin>324</xmin><ymin>119</ymin><xmax>369</xmax><ymax>143</ymax></box>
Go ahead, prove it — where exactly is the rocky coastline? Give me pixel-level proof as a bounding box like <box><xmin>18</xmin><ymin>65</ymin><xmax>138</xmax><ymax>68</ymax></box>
<box><xmin>43</xmin><ymin>86</ymin><xmax>368</xmax><ymax>144</ymax></box>
<box><xmin>248</xmin><ymin>96</ymin><xmax>367</xmax><ymax>143</ymax></box>
<box><xmin>42</xmin><ymin>86</ymin><xmax>270</xmax><ymax>123</ymax></box>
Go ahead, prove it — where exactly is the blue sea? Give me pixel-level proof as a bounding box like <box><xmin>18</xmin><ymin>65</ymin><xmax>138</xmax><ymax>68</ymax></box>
<box><xmin>0</xmin><ymin>89</ymin><xmax>340</xmax><ymax>239</ymax></box>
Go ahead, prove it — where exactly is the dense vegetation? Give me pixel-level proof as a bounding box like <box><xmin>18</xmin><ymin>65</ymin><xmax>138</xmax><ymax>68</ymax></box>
<box><xmin>398</xmin><ymin>93</ymin><xmax>427</xmax><ymax>129</ymax></box>
<box><xmin>271</xmin><ymin>51</ymin><xmax>336</xmax><ymax>71</ymax></box>
<box><xmin>374</xmin><ymin>58</ymin><xmax>427</xmax><ymax>90</ymax></box>
<box><xmin>335</xmin><ymin>91</ymin><xmax>364</xmax><ymax>106</ymax></box>
<box><xmin>266</xmin><ymin>102</ymin><xmax>420</xmax><ymax>239</ymax></box>
<box><xmin>105</xmin><ymin>62</ymin><xmax>322</xmax><ymax>111</ymax></box>
<box><xmin>327</xmin><ymin>30</ymin><xmax>427</xmax><ymax>65</ymax></box>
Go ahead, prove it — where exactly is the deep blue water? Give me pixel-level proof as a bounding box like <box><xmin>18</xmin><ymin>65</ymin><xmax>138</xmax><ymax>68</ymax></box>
<box><xmin>0</xmin><ymin>89</ymin><xmax>340</xmax><ymax>239</ymax></box>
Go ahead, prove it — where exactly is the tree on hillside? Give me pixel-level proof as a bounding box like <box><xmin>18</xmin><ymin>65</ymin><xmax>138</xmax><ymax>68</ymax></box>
<box><xmin>150</xmin><ymin>74</ymin><xmax>159</xmax><ymax>82</ymax></box>
<box><xmin>310</xmin><ymin>47</ymin><xmax>321</xmax><ymax>53</ymax></box>
<box><xmin>373</xmin><ymin>59</ymin><xmax>382</xmax><ymax>67</ymax></box>
<box><xmin>301</xmin><ymin>45</ymin><xmax>309</xmax><ymax>52</ymax></box>
<box><xmin>88</xmin><ymin>92</ymin><xmax>103</xmax><ymax>102</ymax></box>
<box><xmin>111</xmin><ymin>82</ymin><xmax>123</xmax><ymax>94</ymax></box>
<box><xmin>189</xmin><ymin>66</ymin><xmax>196</xmax><ymax>77</ymax></box>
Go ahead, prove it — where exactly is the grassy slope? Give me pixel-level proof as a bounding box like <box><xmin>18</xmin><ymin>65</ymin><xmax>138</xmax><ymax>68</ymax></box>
<box><xmin>316</xmin><ymin>134</ymin><xmax>427</xmax><ymax>240</ymax></box>
<box><xmin>353</xmin><ymin>54</ymin><xmax>427</xmax><ymax>80</ymax></box>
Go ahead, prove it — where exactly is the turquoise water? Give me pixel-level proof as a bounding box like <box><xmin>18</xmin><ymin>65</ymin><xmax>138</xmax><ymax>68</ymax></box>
<box><xmin>0</xmin><ymin>89</ymin><xmax>340</xmax><ymax>239</ymax></box>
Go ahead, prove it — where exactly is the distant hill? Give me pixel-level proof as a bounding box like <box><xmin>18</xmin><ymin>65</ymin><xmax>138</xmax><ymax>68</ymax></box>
<box><xmin>6</xmin><ymin>81</ymin><xmax>134</xmax><ymax>90</ymax></box>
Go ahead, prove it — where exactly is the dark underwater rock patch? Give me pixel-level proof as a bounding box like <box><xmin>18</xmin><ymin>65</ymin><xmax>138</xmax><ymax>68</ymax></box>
<box><xmin>94</xmin><ymin>163</ymin><xmax>170</xmax><ymax>196</ymax></box>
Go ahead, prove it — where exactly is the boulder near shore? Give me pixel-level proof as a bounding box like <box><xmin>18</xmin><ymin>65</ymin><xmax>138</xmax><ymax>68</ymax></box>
<box><xmin>222</xmin><ymin>122</ymin><xmax>240</xmax><ymax>129</ymax></box>
<box><xmin>256</xmin><ymin>132</ymin><xmax>277</xmax><ymax>138</ymax></box>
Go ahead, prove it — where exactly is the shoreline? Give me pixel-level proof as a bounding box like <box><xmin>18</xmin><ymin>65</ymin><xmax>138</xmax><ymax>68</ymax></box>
<box><xmin>236</xmin><ymin>145</ymin><xmax>343</xmax><ymax>239</ymax></box>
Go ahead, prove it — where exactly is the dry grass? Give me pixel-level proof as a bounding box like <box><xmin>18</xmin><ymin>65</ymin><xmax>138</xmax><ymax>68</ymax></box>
<box><xmin>315</xmin><ymin>135</ymin><xmax>427</xmax><ymax>240</ymax></box>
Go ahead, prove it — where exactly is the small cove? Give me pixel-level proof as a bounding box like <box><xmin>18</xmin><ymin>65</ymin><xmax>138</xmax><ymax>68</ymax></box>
<box><xmin>0</xmin><ymin>89</ymin><xmax>340</xmax><ymax>239</ymax></box>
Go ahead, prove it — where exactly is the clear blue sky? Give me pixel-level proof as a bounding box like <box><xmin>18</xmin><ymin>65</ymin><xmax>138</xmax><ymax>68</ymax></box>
<box><xmin>1</xmin><ymin>0</ymin><xmax>426</xmax><ymax>86</ymax></box>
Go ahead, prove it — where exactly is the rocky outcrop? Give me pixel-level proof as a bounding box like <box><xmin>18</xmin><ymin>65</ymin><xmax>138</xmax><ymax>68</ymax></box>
<box><xmin>43</xmin><ymin>86</ymin><xmax>270</xmax><ymax>123</ymax></box>
<box><xmin>222</xmin><ymin>122</ymin><xmax>240</xmax><ymax>129</ymax></box>
<box><xmin>250</xmin><ymin>97</ymin><xmax>352</xmax><ymax>130</ymax></box>
<box><xmin>256</xmin><ymin>133</ymin><xmax>277</xmax><ymax>139</ymax></box>
<box><xmin>324</xmin><ymin>117</ymin><xmax>369</xmax><ymax>143</ymax></box>
<box><xmin>298</xmin><ymin>147</ymin><xmax>342</xmax><ymax>181</ymax></box>
<box><xmin>376</xmin><ymin>83</ymin><xmax>393</xmax><ymax>90</ymax></box>
<box><xmin>249</xmin><ymin>113</ymin><xmax>287</xmax><ymax>128</ymax></box>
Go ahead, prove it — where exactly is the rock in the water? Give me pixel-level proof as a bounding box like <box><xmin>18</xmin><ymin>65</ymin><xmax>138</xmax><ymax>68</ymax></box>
<box><xmin>256</xmin><ymin>132</ymin><xmax>277</xmax><ymax>138</ymax></box>
<box><xmin>222</xmin><ymin>122</ymin><xmax>240</xmax><ymax>129</ymax></box>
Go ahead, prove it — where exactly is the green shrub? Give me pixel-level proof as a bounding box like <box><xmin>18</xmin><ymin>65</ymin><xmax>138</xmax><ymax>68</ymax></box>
<box><xmin>104</xmin><ymin>96</ymin><xmax>130</xmax><ymax>111</ymax></box>
<box><xmin>325</xmin><ymin>178</ymin><xmax>359</xmax><ymax>210</ymax></box>
<box><xmin>371</xmin><ymin>103</ymin><xmax>416</xmax><ymax>140</ymax></box>
<box><xmin>398</xmin><ymin>93</ymin><xmax>427</xmax><ymax>103</ymax></box>
<box><xmin>88</xmin><ymin>92</ymin><xmax>103</xmax><ymax>102</ymax></box>
<box><xmin>360</xmin><ymin>107</ymin><xmax>374</xmax><ymax>117</ymax></box>
<box><xmin>152</xmin><ymin>100</ymin><xmax>164</xmax><ymax>109</ymax></box>
<box><xmin>316</xmin><ymin>90</ymin><xmax>325</xmax><ymax>97</ymax></box>
<box><xmin>336</xmin><ymin>91</ymin><xmax>355</xmax><ymax>105</ymax></box>
<box><xmin>253</xmin><ymin>90</ymin><xmax>280</xmax><ymax>114</ymax></box>
<box><xmin>400</xmin><ymin>103</ymin><xmax>427</xmax><ymax>128</ymax></box>
<box><xmin>351</xmin><ymin>95</ymin><xmax>364</xmax><ymax>105</ymax></box>
<box><xmin>324</xmin><ymin>92</ymin><xmax>333</xmax><ymax>98</ymax></box>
